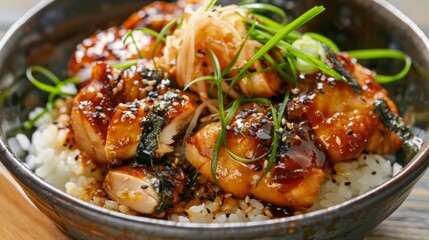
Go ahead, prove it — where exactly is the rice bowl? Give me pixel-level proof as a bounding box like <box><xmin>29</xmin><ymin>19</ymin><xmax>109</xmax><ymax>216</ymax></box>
<box><xmin>1</xmin><ymin>0</ymin><xmax>429</xmax><ymax>239</ymax></box>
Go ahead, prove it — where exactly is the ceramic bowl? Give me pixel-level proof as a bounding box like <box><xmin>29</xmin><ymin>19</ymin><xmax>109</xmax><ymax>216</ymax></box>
<box><xmin>1</xmin><ymin>0</ymin><xmax>428</xmax><ymax>239</ymax></box>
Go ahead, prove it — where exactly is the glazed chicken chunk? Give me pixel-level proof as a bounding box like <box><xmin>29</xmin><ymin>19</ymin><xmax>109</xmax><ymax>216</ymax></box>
<box><xmin>71</xmin><ymin>61</ymin><xmax>197</xmax><ymax>165</ymax></box>
<box><xmin>68</xmin><ymin>27</ymin><xmax>162</xmax><ymax>79</ymax></box>
<box><xmin>186</xmin><ymin>103</ymin><xmax>327</xmax><ymax>210</ymax></box>
<box><xmin>288</xmin><ymin>53</ymin><xmax>402</xmax><ymax>162</ymax></box>
<box><xmin>105</xmin><ymin>90</ymin><xmax>197</xmax><ymax>165</ymax></box>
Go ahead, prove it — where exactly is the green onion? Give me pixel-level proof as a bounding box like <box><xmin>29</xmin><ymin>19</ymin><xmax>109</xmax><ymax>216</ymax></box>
<box><xmin>235</xmin><ymin>6</ymin><xmax>326</xmax><ymax>80</ymax></box>
<box><xmin>134</xmin><ymin>27</ymin><xmax>166</xmax><ymax>42</ymax></box>
<box><xmin>24</xmin><ymin>66</ymin><xmax>80</xmax><ymax>129</ymax></box>
<box><xmin>262</xmin><ymin>101</ymin><xmax>280</xmax><ymax>176</ymax></box>
<box><xmin>347</xmin><ymin>49</ymin><xmax>412</xmax><ymax>83</ymax></box>
<box><xmin>305</xmin><ymin>32</ymin><xmax>340</xmax><ymax>52</ymax></box>
<box><xmin>292</xmin><ymin>35</ymin><xmax>326</xmax><ymax>74</ymax></box>
<box><xmin>150</xmin><ymin>17</ymin><xmax>183</xmax><ymax>61</ymax></box>
<box><xmin>123</xmin><ymin>30</ymin><xmax>143</xmax><ymax>58</ymax></box>
<box><xmin>111</xmin><ymin>61</ymin><xmax>138</xmax><ymax>69</ymax></box>
<box><xmin>240</xmin><ymin>3</ymin><xmax>287</xmax><ymax>24</ymax></box>
<box><xmin>207</xmin><ymin>49</ymin><xmax>225</xmax><ymax>181</ymax></box>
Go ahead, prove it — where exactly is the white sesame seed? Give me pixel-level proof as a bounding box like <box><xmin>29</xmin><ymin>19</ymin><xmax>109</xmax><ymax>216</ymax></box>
<box><xmin>335</xmin><ymin>136</ymin><xmax>342</xmax><ymax>145</ymax></box>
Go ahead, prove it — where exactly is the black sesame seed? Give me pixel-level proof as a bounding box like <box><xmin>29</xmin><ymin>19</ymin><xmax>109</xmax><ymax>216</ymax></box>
<box><xmin>254</xmin><ymin>165</ymin><xmax>262</xmax><ymax>172</ymax></box>
<box><xmin>332</xmin><ymin>179</ymin><xmax>336</xmax><ymax>183</ymax></box>
<box><xmin>332</xmin><ymin>169</ymin><xmax>337</xmax><ymax>175</ymax></box>
<box><xmin>376</xmin><ymin>159</ymin><xmax>380</xmax><ymax>164</ymax></box>
<box><xmin>74</xmin><ymin>155</ymin><xmax>79</xmax><ymax>160</ymax></box>
<box><xmin>260</xmin><ymin>119</ymin><xmax>268</xmax><ymax>124</ymax></box>
<box><xmin>144</xmin><ymin>106</ymin><xmax>150</xmax><ymax>112</ymax></box>
<box><xmin>206</xmin><ymin>208</ymin><xmax>211</xmax><ymax>214</ymax></box>
<box><xmin>344</xmin><ymin>182</ymin><xmax>351</xmax><ymax>186</ymax></box>
<box><xmin>141</xmin><ymin>184</ymin><xmax>149</xmax><ymax>189</ymax></box>
<box><xmin>183</xmin><ymin>211</ymin><xmax>189</xmax><ymax>216</ymax></box>
<box><xmin>226</xmin><ymin>213</ymin><xmax>231</xmax><ymax>218</ymax></box>
<box><xmin>346</xmin><ymin>130</ymin><xmax>353</xmax><ymax>135</ymax></box>
<box><xmin>251</xmin><ymin>123</ymin><xmax>258</xmax><ymax>130</ymax></box>
<box><xmin>248</xmin><ymin>129</ymin><xmax>255</xmax><ymax>137</ymax></box>
<box><xmin>372</xmin><ymin>171</ymin><xmax>377</xmax><ymax>175</ymax></box>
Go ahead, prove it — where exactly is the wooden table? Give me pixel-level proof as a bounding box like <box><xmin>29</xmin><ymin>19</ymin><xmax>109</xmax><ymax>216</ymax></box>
<box><xmin>0</xmin><ymin>0</ymin><xmax>428</xmax><ymax>239</ymax></box>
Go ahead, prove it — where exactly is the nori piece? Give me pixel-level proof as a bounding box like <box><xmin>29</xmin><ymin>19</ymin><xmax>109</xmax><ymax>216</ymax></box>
<box><xmin>374</xmin><ymin>99</ymin><xmax>422</xmax><ymax>159</ymax></box>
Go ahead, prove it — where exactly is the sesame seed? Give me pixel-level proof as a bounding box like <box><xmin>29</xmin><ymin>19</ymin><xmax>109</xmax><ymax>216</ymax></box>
<box><xmin>371</xmin><ymin>171</ymin><xmax>377</xmax><ymax>175</ymax></box>
<box><xmin>159</xmin><ymin>104</ymin><xmax>165</xmax><ymax>111</ymax></box>
<box><xmin>245</xmin><ymin>195</ymin><xmax>250</xmax><ymax>203</ymax></box>
<box><xmin>263</xmin><ymin>160</ymin><xmax>268</xmax><ymax>169</ymax></box>
<box><xmin>344</xmin><ymin>181</ymin><xmax>351</xmax><ymax>186</ymax></box>
<box><xmin>264</xmin><ymin>210</ymin><xmax>273</xmax><ymax>217</ymax></box>
<box><xmin>346</xmin><ymin>129</ymin><xmax>353</xmax><ymax>135</ymax></box>
<box><xmin>117</xmin><ymin>82</ymin><xmax>123</xmax><ymax>91</ymax></box>
<box><xmin>141</xmin><ymin>184</ymin><xmax>148</xmax><ymax>189</ymax></box>
<box><xmin>281</xmin><ymin>118</ymin><xmax>286</xmax><ymax>126</ymax></box>
<box><xmin>145</xmin><ymin>86</ymin><xmax>154</xmax><ymax>92</ymax></box>
<box><xmin>335</xmin><ymin>136</ymin><xmax>342</xmax><ymax>145</ymax></box>
<box><xmin>183</xmin><ymin>95</ymin><xmax>190</xmax><ymax>101</ymax></box>
<box><xmin>112</xmin><ymin>87</ymin><xmax>119</xmax><ymax>95</ymax></box>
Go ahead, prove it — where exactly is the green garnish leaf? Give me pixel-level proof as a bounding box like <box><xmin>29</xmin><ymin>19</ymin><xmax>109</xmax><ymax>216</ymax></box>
<box><xmin>347</xmin><ymin>49</ymin><xmax>412</xmax><ymax>83</ymax></box>
<box><xmin>240</xmin><ymin>3</ymin><xmax>287</xmax><ymax>24</ymax></box>
<box><xmin>24</xmin><ymin>66</ymin><xmax>80</xmax><ymax>129</ymax></box>
<box><xmin>123</xmin><ymin>30</ymin><xmax>143</xmax><ymax>58</ymax></box>
<box><xmin>305</xmin><ymin>32</ymin><xmax>340</xmax><ymax>52</ymax></box>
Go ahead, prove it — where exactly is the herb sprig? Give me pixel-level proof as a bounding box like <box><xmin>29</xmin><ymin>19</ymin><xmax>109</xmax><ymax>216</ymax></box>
<box><xmin>24</xmin><ymin>66</ymin><xmax>80</xmax><ymax>129</ymax></box>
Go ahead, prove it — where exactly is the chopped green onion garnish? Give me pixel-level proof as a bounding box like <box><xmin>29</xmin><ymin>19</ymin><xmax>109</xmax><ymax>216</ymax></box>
<box><xmin>240</xmin><ymin>3</ymin><xmax>287</xmax><ymax>24</ymax></box>
<box><xmin>347</xmin><ymin>49</ymin><xmax>412</xmax><ymax>83</ymax></box>
<box><xmin>24</xmin><ymin>66</ymin><xmax>80</xmax><ymax>129</ymax></box>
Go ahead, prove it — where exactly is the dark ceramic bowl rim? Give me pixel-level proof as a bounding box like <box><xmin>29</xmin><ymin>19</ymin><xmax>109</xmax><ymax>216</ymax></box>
<box><xmin>1</xmin><ymin>0</ymin><xmax>429</xmax><ymax>234</ymax></box>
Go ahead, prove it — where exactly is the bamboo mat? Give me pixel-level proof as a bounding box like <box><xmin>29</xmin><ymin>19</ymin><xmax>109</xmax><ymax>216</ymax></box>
<box><xmin>0</xmin><ymin>0</ymin><xmax>429</xmax><ymax>239</ymax></box>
